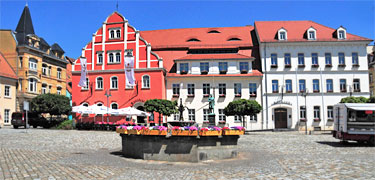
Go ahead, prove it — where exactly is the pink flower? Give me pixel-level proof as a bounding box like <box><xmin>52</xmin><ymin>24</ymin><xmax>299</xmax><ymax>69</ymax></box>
<box><xmin>133</xmin><ymin>126</ymin><xmax>142</xmax><ymax>130</ymax></box>
<box><xmin>172</xmin><ymin>126</ymin><xmax>181</xmax><ymax>131</ymax></box>
<box><xmin>189</xmin><ymin>126</ymin><xmax>198</xmax><ymax>131</ymax></box>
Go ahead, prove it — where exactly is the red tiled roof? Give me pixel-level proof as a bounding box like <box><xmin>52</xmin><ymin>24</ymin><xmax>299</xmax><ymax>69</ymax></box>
<box><xmin>175</xmin><ymin>53</ymin><xmax>254</xmax><ymax>61</ymax></box>
<box><xmin>167</xmin><ymin>70</ymin><xmax>263</xmax><ymax>77</ymax></box>
<box><xmin>140</xmin><ymin>26</ymin><xmax>253</xmax><ymax>49</ymax></box>
<box><xmin>254</xmin><ymin>20</ymin><xmax>372</xmax><ymax>43</ymax></box>
<box><xmin>0</xmin><ymin>52</ymin><xmax>17</xmax><ymax>79</ymax></box>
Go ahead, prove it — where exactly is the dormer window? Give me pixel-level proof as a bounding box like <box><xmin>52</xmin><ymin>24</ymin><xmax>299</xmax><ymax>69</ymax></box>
<box><xmin>187</xmin><ymin>38</ymin><xmax>200</xmax><ymax>42</ymax></box>
<box><xmin>337</xmin><ymin>27</ymin><xmax>346</xmax><ymax>40</ymax></box>
<box><xmin>208</xmin><ymin>30</ymin><xmax>220</xmax><ymax>33</ymax></box>
<box><xmin>227</xmin><ymin>38</ymin><xmax>241</xmax><ymax>41</ymax></box>
<box><xmin>307</xmin><ymin>27</ymin><xmax>317</xmax><ymax>40</ymax></box>
<box><xmin>278</xmin><ymin>28</ymin><xmax>287</xmax><ymax>40</ymax></box>
<box><xmin>109</xmin><ymin>28</ymin><xmax>121</xmax><ymax>39</ymax></box>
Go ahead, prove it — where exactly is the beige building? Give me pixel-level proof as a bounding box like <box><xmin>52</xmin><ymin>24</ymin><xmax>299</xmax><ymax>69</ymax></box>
<box><xmin>0</xmin><ymin>52</ymin><xmax>18</xmax><ymax>127</ymax></box>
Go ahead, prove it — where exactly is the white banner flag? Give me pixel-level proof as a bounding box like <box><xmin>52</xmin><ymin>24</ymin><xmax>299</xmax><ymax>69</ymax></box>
<box><xmin>78</xmin><ymin>57</ymin><xmax>87</xmax><ymax>87</ymax></box>
<box><xmin>124</xmin><ymin>54</ymin><xmax>136</xmax><ymax>86</ymax></box>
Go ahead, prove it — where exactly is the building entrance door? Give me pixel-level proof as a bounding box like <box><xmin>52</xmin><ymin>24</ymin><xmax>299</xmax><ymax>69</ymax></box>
<box><xmin>274</xmin><ymin>108</ymin><xmax>287</xmax><ymax>128</ymax></box>
<box><xmin>136</xmin><ymin>106</ymin><xmax>145</xmax><ymax>124</ymax></box>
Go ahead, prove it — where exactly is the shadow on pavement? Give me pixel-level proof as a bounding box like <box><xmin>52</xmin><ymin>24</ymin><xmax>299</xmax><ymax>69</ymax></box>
<box><xmin>316</xmin><ymin>141</ymin><xmax>374</xmax><ymax>148</ymax></box>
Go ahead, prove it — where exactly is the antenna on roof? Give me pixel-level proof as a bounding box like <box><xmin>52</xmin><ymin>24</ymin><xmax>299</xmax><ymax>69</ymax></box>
<box><xmin>116</xmin><ymin>1</ymin><xmax>118</xmax><ymax>11</ymax></box>
<box><xmin>25</xmin><ymin>0</ymin><xmax>28</xmax><ymax>6</ymax></box>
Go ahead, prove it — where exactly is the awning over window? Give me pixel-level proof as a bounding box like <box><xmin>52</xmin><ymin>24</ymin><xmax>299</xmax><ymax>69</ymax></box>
<box><xmin>344</xmin><ymin>103</ymin><xmax>375</xmax><ymax>111</ymax></box>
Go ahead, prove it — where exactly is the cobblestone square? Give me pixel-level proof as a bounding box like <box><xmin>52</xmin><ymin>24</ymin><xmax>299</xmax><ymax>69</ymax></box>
<box><xmin>0</xmin><ymin>127</ymin><xmax>374</xmax><ymax>180</ymax></box>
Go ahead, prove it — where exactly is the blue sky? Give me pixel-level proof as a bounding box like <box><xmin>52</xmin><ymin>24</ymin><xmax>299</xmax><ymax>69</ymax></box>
<box><xmin>1</xmin><ymin>0</ymin><xmax>374</xmax><ymax>58</ymax></box>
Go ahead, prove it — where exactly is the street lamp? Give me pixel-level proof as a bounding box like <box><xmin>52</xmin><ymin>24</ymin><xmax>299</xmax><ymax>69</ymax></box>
<box><xmin>104</xmin><ymin>90</ymin><xmax>112</xmax><ymax>127</ymax></box>
<box><xmin>301</xmin><ymin>89</ymin><xmax>308</xmax><ymax>135</ymax></box>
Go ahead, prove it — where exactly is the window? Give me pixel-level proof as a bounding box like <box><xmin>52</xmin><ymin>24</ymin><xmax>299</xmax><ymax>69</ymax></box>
<box><xmin>313</xmin><ymin>79</ymin><xmax>320</xmax><ymax>92</ymax></box>
<box><xmin>116</xmin><ymin>52</ymin><xmax>121</xmax><ymax>63</ymax></box>
<box><xmin>188</xmin><ymin>109</ymin><xmax>195</xmax><ymax>121</ymax></box>
<box><xmin>338</xmin><ymin>30</ymin><xmax>346</xmax><ymax>39</ymax></box>
<box><xmin>228</xmin><ymin>38</ymin><xmax>241</xmax><ymax>41</ymax></box>
<box><xmin>218</xmin><ymin>62</ymin><xmax>228</xmax><ymax>73</ymax></box>
<box><xmin>173</xmin><ymin>114</ymin><xmax>180</xmax><ymax>121</ymax></box>
<box><xmin>352</xmin><ymin>52</ymin><xmax>359</xmax><ymax>66</ymax></box>
<box><xmin>96</xmin><ymin>77</ymin><xmax>103</xmax><ymax>89</ymax></box>
<box><xmin>116</xmin><ymin>30</ymin><xmax>121</xmax><ymax>38</ymax></box>
<box><xmin>172</xmin><ymin>84</ymin><xmax>180</xmax><ymax>96</ymax></box>
<box><xmin>325</xmin><ymin>53</ymin><xmax>332</xmax><ymax>65</ymax></box>
<box><xmin>353</xmin><ymin>79</ymin><xmax>360</xmax><ymax>92</ymax></box>
<box><xmin>203</xmin><ymin>83</ymin><xmax>210</xmax><ymax>95</ymax></box>
<box><xmin>111</xmin><ymin>103</ymin><xmax>118</xmax><ymax>109</ymax></box>
<box><xmin>48</xmin><ymin>85</ymin><xmax>52</xmax><ymax>93</ymax></box>
<box><xmin>300</xmin><ymin>106</ymin><xmax>306</xmax><ymax>119</ymax></box>
<box><xmin>57</xmin><ymin>86</ymin><xmax>62</xmax><ymax>95</ymax></box>
<box><xmin>180</xmin><ymin>63</ymin><xmax>189</xmax><ymax>74</ymax></box>
<box><xmin>249</xmin><ymin>83</ymin><xmax>257</xmax><ymax>96</ymax></box>
<box><xmin>339</xmin><ymin>53</ymin><xmax>345</xmax><ymax>65</ymax></box>
<box><xmin>48</xmin><ymin>66</ymin><xmax>51</xmax><ymax>76</ymax></box>
<box><xmin>82</xmin><ymin>78</ymin><xmax>89</xmax><ymax>90</ymax></box>
<box><xmin>249</xmin><ymin>115</ymin><xmax>257</xmax><ymax>122</ymax></box>
<box><xmin>110</xmin><ymin>30</ymin><xmax>115</xmax><ymax>39</ymax></box>
<box><xmin>29</xmin><ymin>58</ymin><xmax>37</xmax><ymax>70</ymax></box>
<box><xmin>187</xmin><ymin>38</ymin><xmax>200</xmax><ymax>42</ymax></box>
<box><xmin>142</xmin><ymin>75</ymin><xmax>150</xmax><ymax>88</ymax></box>
<box><xmin>285</xmin><ymin>80</ymin><xmax>292</xmax><ymax>93</ymax></box>
<box><xmin>200</xmin><ymin>62</ymin><xmax>209</xmax><ymax>73</ymax></box>
<box><xmin>57</xmin><ymin>68</ymin><xmax>61</xmax><ymax>79</ymax></box>
<box><xmin>326</xmin><ymin>79</ymin><xmax>333</xmax><ymax>92</ymax></box>
<box><xmin>239</xmin><ymin>62</ymin><xmax>249</xmax><ymax>72</ymax></box>
<box><xmin>219</xmin><ymin>83</ymin><xmax>226</xmax><ymax>96</ymax></box>
<box><xmin>272</xmin><ymin>80</ymin><xmax>279</xmax><ymax>93</ymax></box>
<box><xmin>234</xmin><ymin>83</ymin><xmax>242</xmax><ymax>96</ymax></box>
<box><xmin>279</xmin><ymin>31</ymin><xmax>286</xmax><ymax>40</ymax></box>
<box><xmin>234</xmin><ymin>115</ymin><xmax>241</xmax><ymax>122</ymax></box>
<box><xmin>42</xmin><ymin>64</ymin><xmax>48</xmax><ymax>75</ymax></box>
<box><xmin>340</xmin><ymin>79</ymin><xmax>347</xmax><ymax>92</ymax></box>
<box><xmin>271</xmin><ymin>54</ymin><xmax>277</xmax><ymax>67</ymax></box>
<box><xmin>19</xmin><ymin>57</ymin><xmax>23</xmax><ymax>67</ymax></box>
<box><xmin>298</xmin><ymin>53</ymin><xmax>305</xmax><ymax>66</ymax></box>
<box><xmin>28</xmin><ymin>78</ymin><xmax>37</xmax><ymax>92</ymax></box>
<box><xmin>203</xmin><ymin>109</ymin><xmax>210</xmax><ymax>122</ymax></box>
<box><xmin>284</xmin><ymin>53</ymin><xmax>291</xmax><ymax>66</ymax></box>
<box><xmin>4</xmin><ymin>85</ymin><xmax>10</xmax><ymax>97</ymax></box>
<box><xmin>4</xmin><ymin>109</ymin><xmax>10</xmax><ymax>124</ymax></box>
<box><xmin>42</xmin><ymin>84</ymin><xmax>47</xmax><ymax>94</ymax></box>
<box><xmin>327</xmin><ymin>106</ymin><xmax>333</xmax><ymax>119</ymax></box>
<box><xmin>299</xmin><ymin>79</ymin><xmax>306</xmax><ymax>92</ymax></box>
<box><xmin>109</xmin><ymin>53</ymin><xmax>114</xmax><ymax>63</ymax></box>
<box><xmin>314</xmin><ymin>106</ymin><xmax>320</xmax><ymax>119</ymax></box>
<box><xmin>308</xmin><ymin>30</ymin><xmax>316</xmax><ymax>40</ymax></box>
<box><xmin>111</xmin><ymin>76</ymin><xmax>118</xmax><ymax>89</ymax></box>
<box><xmin>311</xmin><ymin>53</ymin><xmax>318</xmax><ymax>66</ymax></box>
<box><xmin>187</xmin><ymin>84</ymin><xmax>195</xmax><ymax>96</ymax></box>
<box><xmin>97</xmin><ymin>53</ymin><xmax>103</xmax><ymax>64</ymax></box>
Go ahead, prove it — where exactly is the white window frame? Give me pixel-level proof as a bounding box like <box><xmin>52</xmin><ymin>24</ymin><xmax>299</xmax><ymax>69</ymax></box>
<box><xmin>307</xmin><ymin>27</ymin><xmax>317</xmax><ymax>40</ymax></box>
<box><xmin>218</xmin><ymin>109</ymin><xmax>226</xmax><ymax>122</ymax></box>
<box><xmin>97</xmin><ymin>52</ymin><xmax>103</xmax><ymax>64</ymax></box>
<box><xmin>42</xmin><ymin>84</ymin><xmax>47</xmax><ymax>94</ymax></box>
<box><xmin>284</xmin><ymin>53</ymin><xmax>291</xmax><ymax>66</ymax></box>
<box><xmin>96</xmin><ymin>77</ymin><xmax>103</xmax><ymax>90</ymax></box>
<box><xmin>337</xmin><ymin>27</ymin><xmax>346</xmax><ymax>40</ymax></box>
<box><xmin>203</xmin><ymin>109</ymin><xmax>210</xmax><ymax>122</ymax></box>
<box><xmin>353</xmin><ymin>79</ymin><xmax>360</xmax><ymax>92</ymax></box>
<box><xmin>109</xmin><ymin>28</ymin><xmax>121</xmax><ymax>39</ymax></box>
<box><xmin>327</xmin><ymin>106</ymin><xmax>334</xmax><ymax>119</ymax></box>
<box><xmin>110</xmin><ymin>76</ymin><xmax>118</xmax><ymax>89</ymax></box>
<box><xmin>234</xmin><ymin>115</ymin><xmax>241</xmax><ymax>122</ymax></box>
<box><xmin>28</xmin><ymin>78</ymin><xmax>37</xmax><ymax>93</ymax></box>
<box><xmin>4</xmin><ymin>109</ymin><xmax>10</xmax><ymax>124</ymax></box>
<box><xmin>142</xmin><ymin>75</ymin><xmax>150</xmax><ymax>89</ymax></box>
<box><xmin>108</xmin><ymin>53</ymin><xmax>114</xmax><ymax>63</ymax></box>
<box><xmin>300</xmin><ymin>106</ymin><xmax>306</xmax><ymax>119</ymax></box>
<box><xmin>188</xmin><ymin>109</ymin><xmax>195</xmax><ymax>121</ymax></box>
<box><xmin>278</xmin><ymin>28</ymin><xmax>287</xmax><ymax>40</ymax></box>
<box><xmin>187</xmin><ymin>84</ymin><xmax>195</xmax><ymax>95</ymax></box>
<box><xmin>352</xmin><ymin>52</ymin><xmax>359</xmax><ymax>65</ymax></box>
<box><xmin>311</xmin><ymin>53</ymin><xmax>318</xmax><ymax>65</ymax></box>
<box><xmin>111</xmin><ymin>102</ymin><xmax>118</xmax><ymax>109</ymax></box>
<box><xmin>313</xmin><ymin>79</ymin><xmax>320</xmax><ymax>92</ymax></box>
<box><xmin>172</xmin><ymin>84</ymin><xmax>180</xmax><ymax>96</ymax></box>
<box><xmin>271</xmin><ymin>54</ymin><xmax>277</xmax><ymax>66</ymax></box>
<box><xmin>115</xmin><ymin>52</ymin><xmax>121</xmax><ymax>63</ymax></box>
<box><xmin>57</xmin><ymin>68</ymin><xmax>62</xmax><ymax>79</ymax></box>
<box><xmin>28</xmin><ymin>58</ymin><xmax>37</xmax><ymax>71</ymax></box>
<box><xmin>4</xmin><ymin>85</ymin><xmax>11</xmax><ymax>97</ymax></box>
<box><xmin>42</xmin><ymin>64</ymin><xmax>48</xmax><ymax>75</ymax></box>
<box><xmin>298</xmin><ymin>53</ymin><xmax>305</xmax><ymax>65</ymax></box>
<box><xmin>314</xmin><ymin>106</ymin><xmax>320</xmax><ymax>119</ymax></box>
<box><xmin>338</xmin><ymin>52</ymin><xmax>345</xmax><ymax>65</ymax></box>
<box><xmin>249</xmin><ymin>83</ymin><xmax>257</xmax><ymax>95</ymax></box>
<box><xmin>57</xmin><ymin>86</ymin><xmax>62</xmax><ymax>95</ymax></box>
<box><xmin>249</xmin><ymin>115</ymin><xmax>257</xmax><ymax>122</ymax></box>
<box><xmin>234</xmin><ymin>83</ymin><xmax>242</xmax><ymax>95</ymax></box>
<box><xmin>200</xmin><ymin>62</ymin><xmax>209</xmax><ymax>73</ymax></box>
<box><xmin>219</xmin><ymin>83</ymin><xmax>226</xmax><ymax>95</ymax></box>
<box><xmin>203</xmin><ymin>83</ymin><xmax>210</xmax><ymax>95</ymax></box>
<box><xmin>82</xmin><ymin>78</ymin><xmax>89</xmax><ymax>90</ymax></box>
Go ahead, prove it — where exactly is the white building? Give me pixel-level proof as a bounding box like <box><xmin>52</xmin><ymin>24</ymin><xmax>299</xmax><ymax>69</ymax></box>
<box><xmin>254</xmin><ymin>21</ymin><xmax>372</xmax><ymax>131</ymax></box>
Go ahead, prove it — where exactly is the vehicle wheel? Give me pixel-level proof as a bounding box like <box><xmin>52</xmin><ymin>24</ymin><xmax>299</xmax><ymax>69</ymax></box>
<box><xmin>368</xmin><ymin>136</ymin><xmax>375</xmax><ymax>146</ymax></box>
<box><xmin>33</xmin><ymin>125</ymin><xmax>37</xmax><ymax>128</ymax></box>
<box><xmin>13</xmin><ymin>125</ymin><xmax>18</xmax><ymax>129</ymax></box>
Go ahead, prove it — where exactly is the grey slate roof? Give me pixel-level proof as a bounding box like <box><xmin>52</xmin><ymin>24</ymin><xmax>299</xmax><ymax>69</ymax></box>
<box><xmin>15</xmin><ymin>5</ymin><xmax>35</xmax><ymax>45</ymax></box>
<box><xmin>51</xmin><ymin>43</ymin><xmax>65</xmax><ymax>53</ymax></box>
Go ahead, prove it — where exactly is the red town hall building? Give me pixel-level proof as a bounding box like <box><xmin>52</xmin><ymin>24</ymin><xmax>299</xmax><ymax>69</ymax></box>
<box><xmin>72</xmin><ymin>12</ymin><xmax>165</xmax><ymax>123</ymax></box>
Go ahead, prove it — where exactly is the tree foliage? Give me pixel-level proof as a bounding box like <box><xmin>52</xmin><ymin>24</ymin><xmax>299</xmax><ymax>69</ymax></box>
<box><xmin>31</xmin><ymin>94</ymin><xmax>71</xmax><ymax>116</ymax></box>
<box><xmin>224</xmin><ymin>99</ymin><xmax>262</xmax><ymax>127</ymax></box>
<box><xmin>144</xmin><ymin>99</ymin><xmax>178</xmax><ymax>124</ymax></box>
<box><xmin>368</xmin><ymin>96</ymin><xmax>375</xmax><ymax>103</ymax></box>
<box><xmin>340</xmin><ymin>96</ymin><xmax>370</xmax><ymax>103</ymax></box>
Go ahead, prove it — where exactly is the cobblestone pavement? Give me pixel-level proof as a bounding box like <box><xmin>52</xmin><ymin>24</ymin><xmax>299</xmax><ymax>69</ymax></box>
<box><xmin>0</xmin><ymin>127</ymin><xmax>374</xmax><ymax>180</ymax></box>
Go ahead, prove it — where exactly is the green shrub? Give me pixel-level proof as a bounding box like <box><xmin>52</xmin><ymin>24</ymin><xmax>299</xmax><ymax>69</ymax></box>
<box><xmin>57</xmin><ymin>119</ymin><xmax>73</xmax><ymax>130</ymax></box>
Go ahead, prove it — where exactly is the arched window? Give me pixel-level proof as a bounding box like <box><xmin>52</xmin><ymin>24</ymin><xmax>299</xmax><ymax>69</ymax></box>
<box><xmin>82</xmin><ymin>103</ymin><xmax>89</xmax><ymax>107</ymax></box>
<box><xmin>111</xmin><ymin>102</ymin><xmax>118</xmax><ymax>109</ymax></box>
<box><xmin>42</xmin><ymin>64</ymin><xmax>48</xmax><ymax>75</ymax></box>
<box><xmin>28</xmin><ymin>58</ymin><xmax>37</xmax><ymax>70</ymax></box>
<box><xmin>116</xmin><ymin>52</ymin><xmax>121</xmax><ymax>63</ymax></box>
<box><xmin>28</xmin><ymin>78</ymin><xmax>37</xmax><ymax>92</ymax></box>
<box><xmin>116</xmin><ymin>30</ymin><xmax>121</xmax><ymax>38</ymax></box>
<box><xmin>42</xmin><ymin>83</ymin><xmax>47</xmax><ymax>94</ymax></box>
<box><xmin>110</xmin><ymin>30</ymin><xmax>115</xmax><ymax>39</ymax></box>
<box><xmin>96</xmin><ymin>77</ymin><xmax>103</xmax><ymax>89</ymax></box>
<box><xmin>142</xmin><ymin>75</ymin><xmax>150</xmax><ymax>88</ymax></box>
<box><xmin>97</xmin><ymin>102</ymin><xmax>103</xmax><ymax>106</ymax></box>
<box><xmin>57</xmin><ymin>86</ymin><xmax>62</xmax><ymax>95</ymax></box>
<box><xmin>57</xmin><ymin>68</ymin><xmax>62</xmax><ymax>79</ymax></box>
<box><xmin>109</xmin><ymin>53</ymin><xmax>114</xmax><ymax>63</ymax></box>
<box><xmin>111</xmin><ymin>76</ymin><xmax>118</xmax><ymax>89</ymax></box>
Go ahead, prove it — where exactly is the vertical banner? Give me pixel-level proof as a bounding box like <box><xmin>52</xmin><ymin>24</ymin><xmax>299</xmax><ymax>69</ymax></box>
<box><xmin>78</xmin><ymin>57</ymin><xmax>87</xmax><ymax>87</ymax></box>
<box><xmin>124</xmin><ymin>49</ymin><xmax>136</xmax><ymax>87</ymax></box>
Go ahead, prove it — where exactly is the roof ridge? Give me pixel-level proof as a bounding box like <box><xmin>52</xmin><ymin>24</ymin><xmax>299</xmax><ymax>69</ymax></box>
<box><xmin>141</xmin><ymin>26</ymin><xmax>252</xmax><ymax>32</ymax></box>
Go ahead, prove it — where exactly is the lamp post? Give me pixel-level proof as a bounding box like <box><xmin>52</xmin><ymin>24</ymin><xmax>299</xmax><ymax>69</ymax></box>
<box><xmin>301</xmin><ymin>89</ymin><xmax>308</xmax><ymax>135</ymax></box>
<box><xmin>104</xmin><ymin>90</ymin><xmax>112</xmax><ymax>126</ymax></box>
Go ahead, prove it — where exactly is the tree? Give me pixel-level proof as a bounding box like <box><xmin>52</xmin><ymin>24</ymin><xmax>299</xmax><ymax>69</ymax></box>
<box><xmin>224</xmin><ymin>99</ymin><xmax>262</xmax><ymax>127</ymax></box>
<box><xmin>368</xmin><ymin>96</ymin><xmax>375</xmax><ymax>103</ymax></box>
<box><xmin>31</xmin><ymin>94</ymin><xmax>71</xmax><ymax>116</ymax></box>
<box><xmin>144</xmin><ymin>99</ymin><xmax>178</xmax><ymax>125</ymax></box>
<box><xmin>340</xmin><ymin>96</ymin><xmax>368</xmax><ymax>103</ymax></box>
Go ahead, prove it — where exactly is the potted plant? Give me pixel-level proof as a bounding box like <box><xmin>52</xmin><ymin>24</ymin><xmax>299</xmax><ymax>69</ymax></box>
<box><xmin>171</xmin><ymin>126</ymin><xmax>198</xmax><ymax>136</ymax></box>
<box><xmin>142</xmin><ymin>126</ymin><xmax>167</xmax><ymax>136</ymax></box>
<box><xmin>199</xmin><ymin>126</ymin><xmax>222</xmax><ymax>136</ymax></box>
<box><xmin>219</xmin><ymin>94</ymin><xmax>226</xmax><ymax>97</ymax></box>
<box><xmin>201</xmin><ymin>70</ymin><xmax>208</xmax><ymax>75</ymax></box>
<box><xmin>222</xmin><ymin>126</ymin><xmax>245</xmax><ymax>135</ymax></box>
<box><xmin>235</xmin><ymin>94</ymin><xmax>241</xmax><ymax>97</ymax></box>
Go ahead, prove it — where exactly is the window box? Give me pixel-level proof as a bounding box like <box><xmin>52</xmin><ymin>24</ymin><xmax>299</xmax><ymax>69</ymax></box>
<box><xmin>341</xmin><ymin>89</ymin><xmax>347</xmax><ymax>93</ymax></box>
<box><xmin>199</xmin><ymin>130</ymin><xmax>222</xmax><ymax>136</ymax></box>
<box><xmin>250</xmin><ymin>94</ymin><xmax>257</xmax><ymax>97</ymax></box>
<box><xmin>201</xmin><ymin>70</ymin><xmax>208</xmax><ymax>75</ymax></box>
<box><xmin>219</xmin><ymin>70</ymin><xmax>227</xmax><ymax>74</ymax></box>
<box><xmin>338</xmin><ymin>64</ymin><xmax>346</xmax><ymax>67</ymax></box>
<box><xmin>313</xmin><ymin>118</ymin><xmax>321</xmax><ymax>121</ymax></box>
<box><xmin>218</xmin><ymin>120</ymin><xmax>226</xmax><ymax>124</ymax></box>
<box><xmin>298</xmin><ymin>64</ymin><xmax>305</xmax><ymax>68</ymax></box>
<box><xmin>327</xmin><ymin>90</ymin><xmax>333</xmax><ymax>93</ymax></box>
<box><xmin>271</xmin><ymin>65</ymin><xmax>278</xmax><ymax>68</ymax></box>
<box><xmin>354</xmin><ymin>89</ymin><xmax>361</xmax><ymax>92</ymax></box>
<box><xmin>284</xmin><ymin>64</ymin><xmax>291</xmax><ymax>68</ymax></box>
<box><xmin>313</xmin><ymin>90</ymin><xmax>320</xmax><ymax>93</ymax></box>
<box><xmin>327</xmin><ymin>119</ymin><xmax>333</xmax><ymax>122</ymax></box>
<box><xmin>299</xmin><ymin>118</ymin><xmax>306</xmax><ymax>122</ymax></box>
<box><xmin>235</xmin><ymin>94</ymin><xmax>241</xmax><ymax>97</ymax></box>
<box><xmin>325</xmin><ymin>64</ymin><xmax>332</xmax><ymax>67</ymax></box>
<box><xmin>172</xmin><ymin>130</ymin><xmax>198</xmax><ymax>136</ymax></box>
<box><xmin>222</xmin><ymin>129</ymin><xmax>244</xmax><ymax>136</ymax></box>
<box><xmin>203</xmin><ymin>120</ymin><xmax>209</xmax><ymax>123</ymax></box>
<box><xmin>352</xmin><ymin>64</ymin><xmax>359</xmax><ymax>67</ymax></box>
<box><xmin>172</xmin><ymin>94</ymin><xmax>179</xmax><ymax>97</ymax></box>
<box><xmin>273</xmin><ymin>91</ymin><xmax>279</xmax><ymax>93</ymax></box>
<box><xmin>286</xmin><ymin>90</ymin><xmax>292</xmax><ymax>93</ymax></box>
<box><xmin>219</xmin><ymin>94</ymin><xmax>226</xmax><ymax>97</ymax></box>
<box><xmin>300</xmin><ymin>90</ymin><xmax>305</xmax><ymax>93</ymax></box>
<box><xmin>187</xmin><ymin>94</ymin><xmax>195</xmax><ymax>97</ymax></box>
<box><xmin>240</xmin><ymin>69</ymin><xmax>248</xmax><ymax>74</ymax></box>
<box><xmin>203</xmin><ymin>94</ymin><xmax>210</xmax><ymax>97</ymax></box>
<box><xmin>180</xmin><ymin>70</ymin><xmax>188</xmax><ymax>74</ymax></box>
<box><xmin>312</xmin><ymin>64</ymin><xmax>319</xmax><ymax>68</ymax></box>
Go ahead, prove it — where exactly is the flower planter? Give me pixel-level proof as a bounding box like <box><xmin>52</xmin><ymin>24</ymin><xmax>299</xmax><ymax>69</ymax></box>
<box><xmin>128</xmin><ymin>129</ymin><xmax>143</xmax><ymax>135</ymax></box>
<box><xmin>172</xmin><ymin>130</ymin><xmax>198</xmax><ymax>136</ymax></box>
<box><xmin>116</xmin><ymin>128</ymin><xmax>128</xmax><ymax>134</ymax></box>
<box><xmin>142</xmin><ymin>129</ymin><xmax>167</xmax><ymax>136</ymax></box>
<box><xmin>222</xmin><ymin>130</ymin><xmax>244</xmax><ymax>136</ymax></box>
<box><xmin>200</xmin><ymin>130</ymin><xmax>222</xmax><ymax>136</ymax></box>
